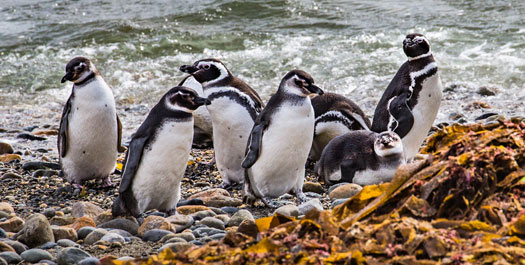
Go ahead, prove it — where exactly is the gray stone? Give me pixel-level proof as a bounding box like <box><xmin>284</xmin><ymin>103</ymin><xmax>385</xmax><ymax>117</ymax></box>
<box><xmin>32</xmin><ymin>169</ymin><xmax>59</xmax><ymax>178</ymax></box>
<box><xmin>1</xmin><ymin>240</ymin><xmax>27</xmax><ymax>254</ymax></box>
<box><xmin>477</xmin><ymin>86</ymin><xmax>497</xmax><ymax>96</ymax></box>
<box><xmin>226</xmin><ymin>210</ymin><xmax>254</xmax><ymax>227</ymax></box>
<box><xmin>16</xmin><ymin>213</ymin><xmax>54</xmax><ymax>248</ymax></box>
<box><xmin>209</xmin><ymin>233</ymin><xmax>226</xmax><ymax>241</ymax></box>
<box><xmin>99</xmin><ymin>233</ymin><xmax>125</xmax><ymax>244</ymax></box>
<box><xmin>214</xmin><ymin>214</ymin><xmax>230</xmax><ymax>224</ymax></box>
<box><xmin>39</xmin><ymin>260</ymin><xmax>57</xmax><ymax>265</ymax></box>
<box><xmin>21</xmin><ymin>249</ymin><xmax>53</xmax><ymax>263</ymax></box>
<box><xmin>0</xmin><ymin>212</ymin><xmax>9</xmax><ymax>220</ymax></box>
<box><xmin>97</xmin><ymin>218</ymin><xmax>138</xmax><ymax>235</ymax></box>
<box><xmin>83</xmin><ymin>228</ymin><xmax>108</xmax><ymax>245</ymax></box>
<box><xmin>172</xmin><ymin>232</ymin><xmax>195</xmax><ymax>242</ymax></box>
<box><xmin>208</xmin><ymin>207</ymin><xmax>227</xmax><ymax>215</ymax></box>
<box><xmin>43</xmin><ymin>208</ymin><xmax>56</xmax><ymax>219</ymax></box>
<box><xmin>165</xmin><ymin>237</ymin><xmax>187</xmax><ymax>244</ymax></box>
<box><xmin>190</xmin><ymin>210</ymin><xmax>216</xmax><ymax>221</ymax></box>
<box><xmin>304</xmin><ymin>192</ymin><xmax>323</xmax><ymax>198</ymax></box>
<box><xmin>329</xmin><ymin>183</ymin><xmax>363</xmax><ymax>199</ymax></box>
<box><xmin>57</xmin><ymin>239</ymin><xmax>78</xmax><ymax>248</ymax></box>
<box><xmin>193</xmin><ymin>227</ymin><xmax>225</xmax><ymax>237</ymax></box>
<box><xmin>77</xmin><ymin>257</ymin><xmax>101</xmax><ymax>265</ymax></box>
<box><xmin>274</xmin><ymin>205</ymin><xmax>299</xmax><ymax>218</ymax></box>
<box><xmin>197</xmin><ymin>217</ymin><xmax>225</xmax><ymax>230</ymax></box>
<box><xmin>166</xmin><ymin>215</ymin><xmax>193</xmax><ymax>233</ymax></box>
<box><xmin>71</xmin><ymin>202</ymin><xmax>104</xmax><ymax>220</ymax></box>
<box><xmin>0</xmin><ymin>252</ymin><xmax>22</xmax><ymax>264</ymax></box>
<box><xmin>302</xmin><ymin>182</ymin><xmax>324</xmax><ymax>194</ymax></box>
<box><xmin>190</xmin><ymin>240</ymin><xmax>204</xmax><ymax>246</ymax></box>
<box><xmin>107</xmin><ymin>229</ymin><xmax>132</xmax><ymax>238</ymax></box>
<box><xmin>331</xmin><ymin>199</ymin><xmax>348</xmax><ymax>208</ymax></box>
<box><xmin>56</xmin><ymin>247</ymin><xmax>91</xmax><ymax>265</ymax></box>
<box><xmin>0</xmin><ymin>256</ymin><xmax>6</xmax><ymax>265</ymax></box>
<box><xmin>0</xmin><ymin>228</ymin><xmax>5</xmax><ymax>238</ymax></box>
<box><xmin>38</xmin><ymin>242</ymin><xmax>58</xmax><ymax>249</ymax></box>
<box><xmin>77</xmin><ymin>227</ymin><xmax>96</xmax><ymax>240</ymax></box>
<box><xmin>142</xmin><ymin>229</ymin><xmax>173</xmax><ymax>242</ymax></box>
<box><xmin>116</xmin><ymin>256</ymin><xmax>134</xmax><ymax>261</ymax></box>
<box><xmin>160</xmin><ymin>242</ymin><xmax>191</xmax><ymax>253</ymax></box>
<box><xmin>327</xmin><ymin>182</ymin><xmax>350</xmax><ymax>194</ymax></box>
<box><xmin>220</xmin><ymin>207</ymin><xmax>238</xmax><ymax>215</ymax></box>
<box><xmin>298</xmin><ymin>199</ymin><xmax>323</xmax><ymax>215</ymax></box>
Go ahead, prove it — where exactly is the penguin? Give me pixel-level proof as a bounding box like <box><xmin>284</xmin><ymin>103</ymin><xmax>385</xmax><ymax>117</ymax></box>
<box><xmin>178</xmin><ymin>75</ymin><xmax>213</xmax><ymax>148</ymax></box>
<box><xmin>309</xmin><ymin>92</ymin><xmax>371</xmax><ymax>161</ymax></box>
<box><xmin>315</xmin><ymin>131</ymin><xmax>405</xmax><ymax>186</ymax></box>
<box><xmin>179</xmin><ymin>58</ymin><xmax>264</xmax><ymax>189</ymax></box>
<box><xmin>242</xmin><ymin>70</ymin><xmax>324</xmax><ymax>207</ymax></box>
<box><xmin>371</xmin><ymin>33</ymin><xmax>443</xmax><ymax>160</ymax></box>
<box><xmin>58</xmin><ymin>57</ymin><xmax>124</xmax><ymax>188</ymax></box>
<box><xmin>112</xmin><ymin>86</ymin><xmax>211</xmax><ymax>217</ymax></box>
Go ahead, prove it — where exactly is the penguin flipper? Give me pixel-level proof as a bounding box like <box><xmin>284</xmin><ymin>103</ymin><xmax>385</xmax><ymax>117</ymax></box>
<box><xmin>58</xmin><ymin>94</ymin><xmax>73</xmax><ymax>158</ymax></box>
<box><xmin>118</xmin><ymin>136</ymin><xmax>148</xmax><ymax>193</ymax></box>
<box><xmin>340</xmin><ymin>159</ymin><xmax>360</xmax><ymax>183</ymax></box>
<box><xmin>387</xmin><ymin>94</ymin><xmax>414</xmax><ymax>138</ymax></box>
<box><xmin>241</xmin><ymin>120</ymin><xmax>268</xmax><ymax>169</ymax></box>
<box><xmin>116</xmin><ymin>114</ymin><xmax>126</xmax><ymax>153</ymax></box>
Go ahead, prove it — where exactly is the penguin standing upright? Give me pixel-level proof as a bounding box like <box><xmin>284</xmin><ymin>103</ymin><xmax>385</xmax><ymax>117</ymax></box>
<box><xmin>310</xmin><ymin>92</ymin><xmax>371</xmax><ymax>161</ymax></box>
<box><xmin>371</xmin><ymin>33</ymin><xmax>443</xmax><ymax>160</ymax></box>
<box><xmin>178</xmin><ymin>75</ymin><xmax>213</xmax><ymax>147</ymax></box>
<box><xmin>58</xmin><ymin>56</ymin><xmax>124</xmax><ymax>188</ymax></box>
<box><xmin>179</xmin><ymin>59</ymin><xmax>264</xmax><ymax>188</ymax></box>
<box><xmin>242</xmin><ymin>70</ymin><xmax>324</xmax><ymax>207</ymax></box>
<box><xmin>112</xmin><ymin>86</ymin><xmax>210</xmax><ymax>217</ymax></box>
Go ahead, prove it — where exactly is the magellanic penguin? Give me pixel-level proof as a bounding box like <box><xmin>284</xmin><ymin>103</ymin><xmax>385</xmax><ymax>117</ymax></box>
<box><xmin>310</xmin><ymin>92</ymin><xmax>371</xmax><ymax>161</ymax></box>
<box><xmin>242</xmin><ymin>70</ymin><xmax>324</xmax><ymax>207</ymax></box>
<box><xmin>59</xmin><ymin>57</ymin><xmax>125</xmax><ymax>188</ymax></box>
<box><xmin>315</xmin><ymin>130</ymin><xmax>405</xmax><ymax>186</ymax></box>
<box><xmin>112</xmin><ymin>86</ymin><xmax>211</xmax><ymax>217</ymax></box>
<box><xmin>179</xmin><ymin>58</ymin><xmax>264</xmax><ymax>189</ymax></box>
<box><xmin>178</xmin><ymin>75</ymin><xmax>213</xmax><ymax>148</ymax></box>
<box><xmin>371</xmin><ymin>33</ymin><xmax>443</xmax><ymax>160</ymax></box>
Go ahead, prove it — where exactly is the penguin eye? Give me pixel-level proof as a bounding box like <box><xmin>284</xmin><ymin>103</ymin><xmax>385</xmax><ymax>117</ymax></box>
<box><xmin>203</xmin><ymin>64</ymin><xmax>210</xmax><ymax>70</ymax></box>
<box><xmin>294</xmin><ymin>79</ymin><xmax>304</xmax><ymax>87</ymax></box>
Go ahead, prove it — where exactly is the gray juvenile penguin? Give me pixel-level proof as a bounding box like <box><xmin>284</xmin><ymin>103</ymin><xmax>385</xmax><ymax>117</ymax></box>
<box><xmin>242</xmin><ymin>70</ymin><xmax>324</xmax><ymax>208</ymax></box>
<box><xmin>310</xmin><ymin>92</ymin><xmax>371</xmax><ymax>161</ymax></box>
<box><xmin>315</xmin><ymin>130</ymin><xmax>405</xmax><ymax>185</ymax></box>
<box><xmin>371</xmin><ymin>33</ymin><xmax>443</xmax><ymax>160</ymax></box>
<box><xmin>112</xmin><ymin>86</ymin><xmax>210</xmax><ymax>217</ymax></box>
<box><xmin>59</xmin><ymin>56</ymin><xmax>124</xmax><ymax>188</ymax></box>
<box><xmin>179</xmin><ymin>58</ymin><xmax>264</xmax><ymax>189</ymax></box>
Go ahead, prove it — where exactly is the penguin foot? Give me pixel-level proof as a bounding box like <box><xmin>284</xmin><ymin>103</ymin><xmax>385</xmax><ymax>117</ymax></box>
<box><xmin>72</xmin><ymin>183</ymin><xmax>83</xmax><ymax>190</ymax></box>
<box><xmin>261</xmin><ymin>197</ymin><xmax>288</xmax><ymax>209</ymax></box>
<box><xmin>101</xmin><ymin>176</ymin><xmax>115</xmax><ymax>188</ymax></box>
<box><xmin>218</xmin><ymin>181</ymin><xmax>242</xmax><ymax>190</ymax></box>
<box><xmin>166</xmin><ymin>208</ymin><xmax>178</xmax><ymax>216</ymax></box>
<box><xmin>242</xmin><ymin>194</ymin><xmax>257</xmax><ymax>205</ymax></box>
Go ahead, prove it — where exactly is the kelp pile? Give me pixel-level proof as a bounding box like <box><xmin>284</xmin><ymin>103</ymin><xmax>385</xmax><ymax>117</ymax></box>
<box><xmin>101</xmin><ymin>119</ymin><xmax>525</xmax><ymax>265</ymax></box>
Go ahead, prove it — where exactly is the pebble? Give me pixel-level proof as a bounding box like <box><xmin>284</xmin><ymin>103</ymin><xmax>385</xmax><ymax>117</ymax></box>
<box><xmin>298</xmin><ymin>199</ymin><xmax>324</xmax><ymax>215</ymax></box>
<box><xmin>16</xmin><ymin>133</ymin><xmax>46</xmax><ymax>141</ymax></box>
<box><xmin>16</xmin><ymin>214</ymin><xmax>54</xmax><ymax>248</ymax></box>
<box><xmin>52</xmin><ymin>226</ymin><xmax>78</xmax><ymax>241</ymax></box>
<box><xmin>227</xmin><ymin>210</ymin><xmax>254</xmax><ymax>227</ymax></box>
<box><xmin>83</xmin><ymin>229</ymin><xmax>108</xmax><ymax>245</ymax></box>
<box><xmin>38</xmin><ymin>242</ymin><xmax>58</xmax><ymax>250</ymax></box>
<box><xmin>176</xmin><ymin>199</ymin><xmax>204</xmax><ymax>207</ymax></box>
<box><xmin>94</xmin><ymin>211</ymin><xmax>113</xmax><ymax>225</ymax></box>
<box><xmin>43</xmin><ymin>208</ymin><xmax>56</xmax><ymax>219</ymax></box>
<box><xmin>107</xmin><ymin>229</ymin><xmax>132</xmax><ymax>238</ymax></box>
<box><xmin>302</xmin><ymin>182</ymin><xmax>324</xmax><ymax>194</ymax></box>
<box><xmin>97</xmin><ymin>218</ymin><xmax>138</xmax><ymax>235</ymax></box>
<box><xmin>190</xmin><ymin>240</ymin><xmax>204</xmax><ymax>246</ymax></box>
<box><xmin>71</xmin><ymin>202</ymin><xmax>104</xmax><ymax>220</ymax></box>
<box><xmin>50</xmin><ymin>216</ymin><xmax>76</xmax><ymax>226</ymax></box>
<box><xmin>56</xmin><ymin>247</ymin><xmax>91</xmax><ymax>265</ymax></box>
<box><xmin>0</xmin><ymin>228</ymin><xmax>5</xmax><ymax>238</ymax></box>
<box><xmin>477</xmin><ymin>86</ymin><xmax>497</xmax><ymax>96</ymax></box>
<box><xmin>209</xmin><ymin>207</ymin><xmax>227</xmax><ymax>215</ymax></box>
<box><xmin>142</xmin><ymin>229</ymin><xmax>173</xmax><ymax>242</ymax></box>
<box><xmin>190</xmin><ymin>210</ymin><xmax>216</xmax><ymax>221</ymax></box>
<box><xmin>220</xmin><ymin>207</ymin><xmax>239</xmax><ymax>215</ymax></box>
<box><xmin>328</xmin><ymin>183</ymin><xmax>363</xmax><ymax>199</ymax></box>
<box><xmin>68</xmin><ymin>216</ymin><xmax>96</xmax><ymax>231</ymax></box>
<box><xmin>57</xmin><ymin>239</ymin><xmax>78</xmax><ymax>248</ymax></box>
<box><xmin>116</xmin><ymin>257</ymin><xmax>134</xmax><ymax>261</ymax></box>
<box><xmin>77</xmin><ymin>227</ymin><xmax>96</xmax><ymax>240</ymax></box>
<box><xmin>160</xmin><ymin>242</ymin><xmax>192</xmax><ymax>253</ymax></box>
<box><xmin>99</xmin><ymin>233</ymin><xmax>125</xmax><ymax>244</ymax></box>
<box><xmin>39</xmin><ymin>260</ymin><xmax>57</xmax><ymax>265</ymax></box>
<box><xmin>138</xmin><ymin>216</ymin><xmax>172</xmax><ymax>237</ymax></box>
<box><xmin>177</xmin><ymin>206</ymin><xmax>210</xmax><ymax>215</ymax></box>
<box><xmin>20</xmin><ymin>249</ymin><xmax>54</xmax><ymax>263</ymax></box>
<box><xmin>0</xmin><ymin>252</ymin><xmax>22</xmax><ymax>264</ymax></box>
<box><xmin>274</xmin><ymin>205</ymin><xmax>299</xmax><ymax>218</ymax></box>
<box><xmin>304</xmin><ymin>192</ymin><xmax>323</xmax><ymax>198</ymax></box>
<box><xmin>78</xmin><ymin>257</ymin><xmax>101</xmax><ymax>265</ymax></box>
<box><xmin>209</xmin><ymin>233</ymin><xmax>226</xmax><ymax>241</ymax></box>
<box><xmin>0</xmin><ymin>242</ymin><xmax>14</xmax><ymax>253</ymax></box>
<box><xmin>21</xmin><ymin>161</ymin><xmax>60</xmax><ymax>171</ymax></box>
<box><xmin>0</xmin><ymin>173</ymin><xmax>20</xmax><ymax>180</ymax></box>
<box><xmin>237</xmin><ymin>220</ymin><xmax>258</xmax><ymax>238</ymax></box>
<box><xmin>327</xmin><ymin>182</ymin><xmax>350</xmax><ymax>194</ymax></box>
<box><xmin>197</xmin><ymin>217</ymin><xmax>225</xmax><ymax>230</ymax></box>
<box><xmin>1</xmin><ymin>240</ymin><xmax>27</xmax><ymax>254</ymax></box>
<box><xmin>193</xmin><ymin>227</ymin><xmax>225</xmax><ymax>238</ymax></box>
<box><xmin>0</xmin><ymin>143</ymin><xmax>13</xmax><ymax>155</ymax></box>
<box><xmin>0</xmin><ymin>257</ymin><xmax>6</xmax><ymax>265</ymax></box>
<box><xmin>214</xmin><ymin>214</ymin><xmax>230</xmax><ymax>224</ymax></box>
<box><xmin>172</xmin><ymin>232</ymin><xmax>195</xmax><ymax>242</ymax></box>
<box><xmin>164</xmin><ymin>237</ymin><xmax>187</xmax><ymax>244</ymax></box>
<box><xmin>32</xmin><ymin>169</ymin><xmax>59</xmax><ymax>178</ymax></box>
<box><xmin>0</xmin><ymin>217</ymin><xmax>23</xmax><ymax>233</ymax></box>
<box><xmin>331</xmin><ymin>199</ymin><xmax>348</xmax><ymax>208</ymax></box>
<box><xmin>166</xmin><ymin>215</ymin><xmax>193</xmax><ymax>233</ymax></box>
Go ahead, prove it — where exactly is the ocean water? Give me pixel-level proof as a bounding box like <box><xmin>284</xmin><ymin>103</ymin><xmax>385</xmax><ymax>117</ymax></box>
<box><xmin>1</xmin><ymin>0</ymin><xmax>524</xmax><ymax>122</ymax></box>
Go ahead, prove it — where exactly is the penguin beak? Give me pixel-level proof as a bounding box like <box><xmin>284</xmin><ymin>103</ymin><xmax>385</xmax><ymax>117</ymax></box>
<box><xmin>195</xmin><ymin>96</ymin><xmax>211</xmax><ymax>106</ymax></box>
<box><xmin>180</xmin><ymin>65</ymin><xmax>199</xmax><ymax>74</ymax></box>
<box><xmin>306</xmin><ymin>84</ymin><xmax>324</xmax><ymax>95</ymax></box>
<box><xmin>61</xmin><ymin>72</ymin><xmax>74</xmax><ymax>83</ymax></box>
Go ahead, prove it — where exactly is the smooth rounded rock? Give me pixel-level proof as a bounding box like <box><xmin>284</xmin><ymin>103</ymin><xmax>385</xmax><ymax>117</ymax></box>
<box><xmin>0</xmin><ymin>252</ymin><xmax>22</xmax><ymax>264</ymax></box>
<box><xmin>138</xmin><ymin>216</ymin><xmax>172</xmax><ymax>237</ymax></box>
<box><xmin>98</xmin><ymin>219</ymin><xmax>138</xmax><ymax>235</ymax></box>
<box><xmin>99</xmin><ymin>233</ymin><xmax>125</xmax><ymax>244</ymax></box>
<box><xmin>274</xmin><ymin>205</ymin><xmax>299</xmax><ymax>218</ymax></box>
<box><xmin>0</xmin><ymin>228</ymin><xmax>5</xmax><ymax>238</ymax></box>
<box><xmin>220</xmin><ymin>207</ymin><xmax>239</xmax><ymax>215</ymax></box>
<box><xmin>68</xmin><ymin>216</ymin><xmax>96</xmax><ymax>231</ymax></box>
<box><xmin>328</xmin><ymin>183</ymin><xmax>363</xmax><ymax>199</ymax></box>
<box><xmin>56</xmin><ymin>247</ymin><xmax>91</xmax><ymax>265</ymax></box>
<box><xmin>0</xmin><ymin>257</ymin><xmax>6</xmax><ymax>265</ymax></box>
<box><xmin>302</xmin><ymin>182</ymin><xmax>324</xmax><ymax>194</ymax></box>
<box><xmin>172</xmin><ymin>232</ymin><xmax>195</xmax><ymax>242</ymax></box>
<box><xmin>331</xmin><ymin>198</ymin><xmax>348</xmax><ymax>208</ymax></box>
<box><xmin>142</xmin><ymin>229</ymin><xmax>173</xmax><ymax>242</ymax></box>
<box><xmin>38</xmin><ymin>259</ymin><xmax>57</xmax><ymax>265</ymax></box>
<box><xmin>0</xmin><ymin>243</ymin><xmax>14</xmax><ymax>253</ymax></box>
<box><xmin>176</xmin><ymin>206</ymin><xmax>210</xmax><ymax>215</ymax></box>
<box><xmin>198</xmin><ymin>217</ymin><xmax>225</xmax><ymax>230</ymax></box>
<box><xmin>160</xmin><ymin>242</ymin><xmax>191</xmax><ymax>253</ymax></box>
<box><xmin>190</xmin><ymin>210</ymin><xmax>216</xmax><ymax>221</ymax></box>
<box><xmin>0</xmin><ymin>142</ymin><xmax>13</xmax><ymax>155</ymax></box>
<box><xmin>38</xmin><ymin>242</ymin><xmax>58</xmax><ymax>250</ymax></box>
<box><xmin>0</xmin><ymin>217</ymin><xmax>24</xmax><ymax>233</ymax></box>
<box><xmin>298</xmin><ymin>199</ymin><xmax>323</xmax><ymax>215</ymax></box>
<box><xmin>16</xmin><ymin>214</ymin><xmax>54</xmax><ymax>248</ymax></box>
<box><xmin>0</xmin><ymin>203</ymin><xmax>13</xmax><ymax>214</ymax></box>
<box><xmin>52</xmin><ymin>226</ymin><xmax>78</xmax><ymax>241</ymax></box>
<box><xmin>43</xmin><ymin>208</ymin><xmax>56</xmax><ymax>219</ymax></box>
<box><xmin>226</xmin><ymin>210</ymin><xmax>254</xmax><ymax>227</ymax></box>
<box><xmin>77</xmin><ymin>257</ymin><xmax>100</xmax><ymax>265</ymax></box>
<box><xmin>21</xmin><ymin>249</ymin><xmax>53</xmax><ymax>263</ymax></box>
<box><xmin>77</xmin><ymin>227</ymin><xmax>96</xmax><ymax>240</ymax></box>
<box><xmin>165</xmin><ymin>237</ymin><xmax>187</xmax><ymax>244</ymax></box>
<box><xmin>166</xmin><ymin>215</ymin><xmax>193</xmax><ymax>233</ymax></box>
<box><xmin>1</xmin><ymin>240</ymin><xmax>27</xmax><ymax>254</ymax></box>
<box><xmin>237</xmin><ymin>220</ymin><xmax>258</xmax><ymax>238</ymax></box>
<box><xmin>83</xmin><ymin>229</ymin><xmax>108</xmax><ymax>245</ymax></box>
<box><xmin>71</xmin><ymin>202</ymin><xmax>104</xmax><ymax>220</ymax></box>
<box><xmin>57</xmin><ymin>239</ymin><xmax>78</xmax><ymax>248</ymax></box>
<box><xmin>50</xmin><ymin>216</ymin><xmax>76</xmax><ymax>226</ymax></box>
<box><xmin>107</xmin><ymin>229</ymin><xmax>132</xmax><ymax>238</ymax></box>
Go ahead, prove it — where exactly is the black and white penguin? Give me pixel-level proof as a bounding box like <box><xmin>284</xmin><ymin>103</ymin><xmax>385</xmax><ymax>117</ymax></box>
<box><xmin>315</xmin><ymin>131</ymin><xmax>405</xmax><ymax>185</ymax></box>
<box><xmin>371</xmin><ymin>33</ymin><xmax>443</xmax><ymax>160</ymax></box>
<box><xmin>112</xmin><ymin>86</ymin><xmax>210</xmax><ymax>217</ymax></box>
<box><xmin>242</xmin><ymin>70</ymin><xmax>324</xmax><ymax>207</ymax></box>
<box><xmin>178</xmin><ymin>75</ymin><xmax>213</xmax><ymax>148</ymax></box>
<box><xmin>179</xmin><ymin>58</ymin><xmax>264</xmax><ymax>188</ymax></box>
<box><xmin>309</xmin><ymin>92</ymin><xmax>371</xmax><ymax>161</ymax></box>
<box><xmin>59</xmin><ymin>57</ymin><xmax>124</xmax><ymax>188</ymax></box>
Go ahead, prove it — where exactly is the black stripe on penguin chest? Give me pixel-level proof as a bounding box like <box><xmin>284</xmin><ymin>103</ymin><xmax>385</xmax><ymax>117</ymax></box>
<box><xmin>207</xmin><ymin>90</ymin><xmax>258</xmax><ymax>120</ymax></box>
<box><xmin>406</xmin><ymin>65</ymin><xmax>438</xmax><ymax>109</ymax></box>
<box><xmin>315</xmin><ymin>113</ymin><xmax>355</xmax><ymax>131</ymax></box>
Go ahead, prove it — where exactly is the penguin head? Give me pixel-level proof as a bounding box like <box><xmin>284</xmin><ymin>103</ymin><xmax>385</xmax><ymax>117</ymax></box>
<box><xmin>61</xmin><ymin>56</ymin><xmax>97</xmax><ymax>84</ymax></box>
<box><xmin>179</xmin><ymin>58</ymin><xmax>231</xmax><ymax>85</ymax></box>
<box><xmin>279</xmin><ymin>70</ymin><xmax>324</xmax><ymax>97</ymax></box>
<box><xmin>403</xmin><ymin>33</ymin><xmax>431</xmax><ymax>60</ymax></box>
<box><xmin>164</xmin><ymin>86</ymin><xmax>211</xmax><ymax>113</ymax></box>
<box><xmin>374</xmin><ymin>131</ymin><xmax>403</xmax><ymax>157</ymax></box>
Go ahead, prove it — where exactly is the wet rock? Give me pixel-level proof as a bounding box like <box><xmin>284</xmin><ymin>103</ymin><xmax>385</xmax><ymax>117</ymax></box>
<box><xmin>0</xmin><ymin>143</ymin><xmax>13</xmax><ymax>155</ymax></box>
<box><xmin>1</xmin><ymin>240</ymin><xmax>26</xmax><ymax>254</ymax></box>
<box><xmin>198</xmin><ymin>217</ymin><xmax>225</xmax><ymax>230</ymax></box>
<box><xmin>160</xmin><ymin>242</ymin><xmax>191</xmax><ymax>253</ymax></box>
<box><xmin>302</xmin><ymin>182</ymin><xmax>324</xmax><ymax>194</ymax></box>
<box><xmin>20</xmin><ymin>249</ymin><xmax>53</xmax><ymax>263</ymax></box>
<box><xmin>97</xmin><ymin>218</ymin><xmax>138</xmax><ymax>235</ymax></box>
<box><xmin>143</xmin><ymin>229</ymin><xmax>173</xmax><ymax>242</ymax></box>
<box><xmin>99</xmin><ymin>233</ymin><xmax>125</xmax><ymax>244</ymax></box>
<box><xmin>57</xmin><ymin>239</ymin><xmax>78</xmax><ymax>248</ymax></box>
<box><xmin>331</xmin><ymin>198</ymin><xmax>348</xmax><ymax>208</ymax></box>
<box><xmin>177</xmin><ymin>205</ymin><xmax>211</xmax><ymax>215</ymax></box>
<box><xmin>16</xmin><ymin>133</ymin><xmax>46</xmax><ymax>141</ymax></box>
<box><xmin>298</xmin><ymin>199</ymin><xmax>323</xmax><ymax>215</ymax></box>
<box><xmin>274</xmin><ymin>205</ymin><xmax>299</xmax><ymax>218</ymax></box>
<box><xmin>172</xmin><ymin>232</ymin><xmax>195</xmax><ymax>242</ymax></box>
<box><xmin>0</xmin><ymin>252</ymin><xmax>22</xmax><ymax>264</ymax></box>
<box><xmin>227</xmin><ymin>210</ymin><xmax>254</xmax><ymax>227</ymax></box>
<box><xmin>190</xmin><ymin>210</ymin><xmax>216</xmax><ymax>221</ymax></box>
<box><xmin>52</xmin><ymin>226</ymin><xmax>78</xmax><ymax>241</ymax></box>
<box><xmin>166</xmin><ymin>215</ymin><xmax>194</xmax><ymax>233</ymax></box>
<box><xmin>475</xmin><ymin>112</ymin><xmax>498</xmax><ymax>121</ymax></box>
<box><xmin>237</xmin><ymin>220</ymin><xmax>258</xmax><ymax>238</ymax></box>
<box><xmin>77</xmin><ymin>227</ymin><xmax>96</xmax><ymax>240</ymax></box>
<box><xmin>67</xmin><ymin>216</ymin><xmax>96</xmax><ymax>231</ymax></box>
<box><xmin>56</xmin><ymin>247</ymin><xmax>91</xmax><ymax>265</ymax></box>
<box><xmin>21</xmin><ymin>161</ymin><xmax>60</xmax><ymax>171</ymax></box>
<box><xmin>71</xmin><ymin>202</ymin><xmax>104</xmax><ymax>220</ymax></box>
<box><xmin>78</xmin><ymin>257</ymin><xmax>100</xmax><ymax>265</ymax></box>
<box><xmin>329</xmin><ymin>183</ymin><xmax>363</xmax><ymax>199</ymax></box>
<box><xmin>138</xmin><ymin>216</ymin><xmax>172</xmax><ymax>237</ymax></box>
<box><xmin>0</xmin><ymin>203</ymin><xmax>13</xmax><ymax>214</ymax></box>
<box><xmin>0</xmin><ymin>242</ymin><xmax>14</xmax><ymax>253</ymax></box>
<box><xmin>477</xmin><ymin>86</ymin><xmax>497</xmax><ymax>96</ymax></box>
<box><xmin>43</xmin><ymin>208</ymin><xmax>56</xmax><ymax>219</ymax></box>
<box><xmin>50</xmin><ymin>216</ymin><xmax>76</xmax><ymax>226</ymax></box>
<box><xmin>190</xmin><ymin>240</ymin><xmax>204</xmax><ymax>246</ymax></box>
<box><xmin>16</xmin><ymin>214</ymin><xmax>54</xmax><ymax>248</ymax></box>
<box><xmin>83</xmin><ymin>229</ymin><xmax>108</xmax><ymax>245</ymax></box>
<box><xmin>32</xmin><ymin>169</ymin><xmax>59</xmax><ymax>178</ymax></box>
